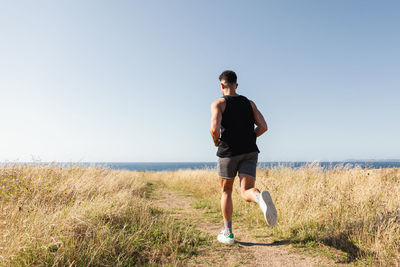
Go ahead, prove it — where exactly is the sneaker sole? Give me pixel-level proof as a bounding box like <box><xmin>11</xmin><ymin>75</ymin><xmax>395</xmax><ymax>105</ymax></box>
<box><xmin>261</xmin><ymin>190</ymin><xmax>277</xmax><ymax>226</ymax></box>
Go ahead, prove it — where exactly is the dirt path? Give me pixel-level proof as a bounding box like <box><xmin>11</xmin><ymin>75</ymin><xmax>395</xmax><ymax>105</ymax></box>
<box><xmin>152</xmin><ymin>188</ymin><xmax>346</xmax><ymax>267</ymax></box>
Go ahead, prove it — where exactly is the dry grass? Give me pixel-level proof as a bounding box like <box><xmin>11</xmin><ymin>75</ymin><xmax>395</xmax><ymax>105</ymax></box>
<box><xmin>2</xmin><ymin>164</ymin><xmax>399</xmax><ymax>265</ymax></box>
<box><xmin>145</xmin><ymin>165</ymin><xmax>400</xmax><ymax>265</ymax></box>
<box><xmin>0</xmin><ymin>164</ymin><xmax>209</xmax><ymax>266</ymax></box>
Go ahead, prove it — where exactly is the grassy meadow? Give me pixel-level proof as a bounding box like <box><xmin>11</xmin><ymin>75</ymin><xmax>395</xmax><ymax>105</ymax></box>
<box><xmin>1</xmin><ymin>164</ymin><xmax>399</xmax><ymax>265</ymax></box>
<box><xmin>0</xmin><ymin>165</ymin><xmax>209</xmax><ymax>266</ymax></box>
<box><xmin>146</xmin><ymin>165</ymin><xmax>400</xmax><ymax>265</ymax></box>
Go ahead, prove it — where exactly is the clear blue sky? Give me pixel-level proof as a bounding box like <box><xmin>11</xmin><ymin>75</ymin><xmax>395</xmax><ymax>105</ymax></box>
<box><xmin>1</xmin><ymin>1</ymin><xmax>399</xmax><ymax>162</ymax></box>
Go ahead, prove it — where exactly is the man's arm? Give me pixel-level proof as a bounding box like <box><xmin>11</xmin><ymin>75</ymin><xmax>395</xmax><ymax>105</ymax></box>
<box><xmin>210</xmin><ymin>100</ymin><xmax>223</xmax><ymax>146</ymax></box>
<box><xmin>250</xmin><ymin>100</ymin><xmax>268</xmax><ymax>137</ymax></box>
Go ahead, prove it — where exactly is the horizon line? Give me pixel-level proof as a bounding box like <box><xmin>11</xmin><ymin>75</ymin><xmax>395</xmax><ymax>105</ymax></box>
<box><xmin>1</xmin><ymin>159</ymin><xmax>400</xmax><ymax>164</ymax></box>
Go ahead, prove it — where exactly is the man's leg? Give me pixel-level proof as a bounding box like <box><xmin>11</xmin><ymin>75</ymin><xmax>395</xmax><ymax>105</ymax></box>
<box><xmin>217</xmin><ymin>155</ymin><xmax>239</xmax><ymax>244</ymax></box>
<box><xmin>219</xmin><ymin>177</ymin><xmax>234</xmax><ymax>223</ymax></box>
<box><xmin>239</xmin><ymin>174</ymin><xmax>278</xmax><ymax>226</ymax></box>
<box><xmin>217</xmin><ymin>177</ymin><xmax>235</xmax><ymax>243</ymax></box>
<box><xmin>238</xmin><ymin>174</ymin><xmax>260</xmax><ymax>202</ymax></box>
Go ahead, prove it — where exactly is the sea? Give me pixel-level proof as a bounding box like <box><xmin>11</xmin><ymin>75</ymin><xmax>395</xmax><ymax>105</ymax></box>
<box><xmin>2</xmin><ymin>161</ymin><xmax>400</xmax><ymax>172</ymax></box>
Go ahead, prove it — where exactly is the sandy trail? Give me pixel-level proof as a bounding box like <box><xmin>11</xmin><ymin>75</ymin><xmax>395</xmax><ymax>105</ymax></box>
<box><xmin>153</xmin><ymin>188</ymin><xmax>345</xmax><ymax>267</ymax></box>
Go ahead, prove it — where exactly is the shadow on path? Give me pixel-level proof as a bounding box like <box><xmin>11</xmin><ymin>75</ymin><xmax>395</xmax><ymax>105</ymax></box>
<box><xmin>236</xmin><ymin>240</ymin><xmax>290</xmax><ymax>247</ymax></box>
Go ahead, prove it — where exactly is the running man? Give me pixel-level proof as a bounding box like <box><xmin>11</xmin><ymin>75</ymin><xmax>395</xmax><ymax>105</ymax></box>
<box><xmin>210</xmin><ymin>70</ymin><xmax>278</xmax><ymax>244</ymax></box>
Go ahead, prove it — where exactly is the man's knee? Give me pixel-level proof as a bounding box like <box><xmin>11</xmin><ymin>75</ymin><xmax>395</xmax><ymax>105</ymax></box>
<box><xmin>219</xmin><ymin>178</ymin><xmax>234</xmax><ymax>193</ymax></box>
<box><xmin>221</xmin><ymin>184</ymin><xmax>233</xmax><ymax>194</ymax></box>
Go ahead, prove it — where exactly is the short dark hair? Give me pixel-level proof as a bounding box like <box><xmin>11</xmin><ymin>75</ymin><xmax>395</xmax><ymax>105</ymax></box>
<box><xmin>219</xmin><ymin>70</ymin><xmax>237</xmax><ymax>84</ymax></box>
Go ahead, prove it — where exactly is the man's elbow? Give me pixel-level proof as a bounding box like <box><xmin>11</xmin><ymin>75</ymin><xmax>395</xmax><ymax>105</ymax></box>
<box><xmin>260</xmin><ymin>124</ymin><xmax>268</xmax><ymax>134</ymax></box>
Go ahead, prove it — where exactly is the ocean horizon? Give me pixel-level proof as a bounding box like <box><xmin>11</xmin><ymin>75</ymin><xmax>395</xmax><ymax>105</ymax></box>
<box><xmin>2</xmin><ymin>161</ymin><xmax>400</xmax><ymax>172</ymax></box>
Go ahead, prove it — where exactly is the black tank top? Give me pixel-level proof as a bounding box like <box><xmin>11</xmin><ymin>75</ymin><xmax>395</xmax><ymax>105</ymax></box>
<box><xmin>217</xmin><ymin>95</ymin><xmax>260</xmax><ymax>157</ymax></box>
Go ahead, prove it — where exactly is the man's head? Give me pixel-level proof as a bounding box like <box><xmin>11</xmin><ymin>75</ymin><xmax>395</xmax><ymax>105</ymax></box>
<box><xmin>219</xmin><ymin>70</ymin><xmax>238</xmax><ymax>90</ymax></box>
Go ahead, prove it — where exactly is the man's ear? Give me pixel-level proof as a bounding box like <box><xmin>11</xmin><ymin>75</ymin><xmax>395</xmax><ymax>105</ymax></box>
<box><xmin>221</xmin><ymin>83</ymin><xmax>225</xmax><ymax>89</ymax></box>
<box><xmin>235</xmin><ymin>83</ymin><xmax>238</xmax><ymax>89</ymax></box>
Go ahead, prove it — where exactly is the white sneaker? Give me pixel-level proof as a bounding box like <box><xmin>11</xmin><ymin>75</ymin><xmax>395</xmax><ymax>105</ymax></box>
<box><xmin>217</xmin><ymin>230</ymin><xmax>235</xmax><ymax>244</ymax></box>
<box><xmin>258</xmin><ymin>190</ymin><xmax>277</xmax><ymax>226</ymax></box>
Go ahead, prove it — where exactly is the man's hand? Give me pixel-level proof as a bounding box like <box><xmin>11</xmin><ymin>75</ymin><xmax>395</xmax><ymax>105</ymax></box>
<box><xmin>210</xmin><ymin>131</ymin><xmax>221</xmax><ymax>147</ymax></box>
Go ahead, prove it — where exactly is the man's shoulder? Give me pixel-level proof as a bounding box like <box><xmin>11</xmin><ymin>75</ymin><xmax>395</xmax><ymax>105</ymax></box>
<box><xmin>244</xmin><ymin>97</ymin><xmax>255</xmax><ymax>107</ymax></box>
<box><xmin>237</xmin><ymin>95</ymin><xmax>252</xmax><ymax>103</ymax></box>
<box><xmin>211</xmin><ymin>97</ymin><xmax>226</xmax><ymax>107</ymax></box>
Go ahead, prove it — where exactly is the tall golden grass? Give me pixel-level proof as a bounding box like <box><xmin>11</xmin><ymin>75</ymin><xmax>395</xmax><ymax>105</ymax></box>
<box><xmin>0</xmin><ymin>165</ymin><xmax>208</xmax><ymax>266</ymax></box>
<box><xmin>2</xmin><ymin>164</ymin><xmax>399</xmax><ymax>265</ymax></box>
<box><xmin>146</xmin><ymin>165</ymin><xmax>400</xmax><ymax>265</ymax></box>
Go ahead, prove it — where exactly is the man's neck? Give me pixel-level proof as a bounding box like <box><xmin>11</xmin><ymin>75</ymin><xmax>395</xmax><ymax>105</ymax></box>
<box><xmin>222</xmin><ymin>89</ymin><xmax>239</xmax><ymax>96</ymax></box>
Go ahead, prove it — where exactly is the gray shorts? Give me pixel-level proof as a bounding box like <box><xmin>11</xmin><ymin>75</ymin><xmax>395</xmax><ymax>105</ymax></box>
<box><xmin>217</xmin><ymin>151</ymin><xmax>258</xmax><ymax>179</ymax></box>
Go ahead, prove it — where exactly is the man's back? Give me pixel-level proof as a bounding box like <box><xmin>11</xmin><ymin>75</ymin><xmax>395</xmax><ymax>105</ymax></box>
<box><xmin>217</xmin><ymin>95</ymin><xmax>259</xmax><ymax>157</ymax></box>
